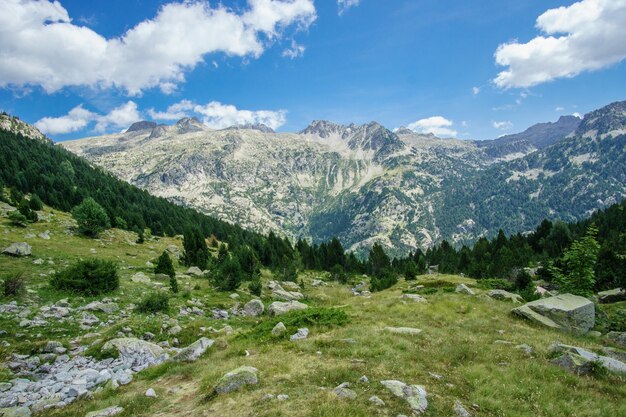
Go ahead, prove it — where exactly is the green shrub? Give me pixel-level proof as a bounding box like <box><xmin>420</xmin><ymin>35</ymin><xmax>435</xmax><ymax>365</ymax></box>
<box><xmin>370</xmin><ymin>269</ymin><xmax>398</xmax><ymax>292</ymax></box>
<box><xmin>155</xmin><ymin>251</ymin><xmax>175</xmax><ymax>278</ymax></box>
<box><xmin>3</xmin><ymin>273</ymin><xmax>25</xmax><ymax>297</ymax></box>
<box><xmin>137</xmin><ymin>292</ymin><xmax>169</xmax><ymax>313</ymax></box>
<box><xmin>28</xmin><ymin>194</ymin><xmax>43</xmax><ymax>211</ymax></box>
<box><xmin>50</xmin><ymin>259</ymin><xmax>119</xmax><ymax>296</ymax></box>
<box><xmin>72</xmin><ymin>197</ymin><xmax>110</xmax><ymax>237</ymax></box>
<box><xmin>248</xmin><ymin>279</ymin><xmax>262</xmax><ymax>296</ymax></box>
<box><xmin>8</xmin><ymin>210</ymin><xmax>28</xmax><ymax>227</ymax></box>
<box><xmin>514</xmin><ymin>270</ymin><xmax>533</xmax><ymax>290</ymax></box>
<box><xmin>475</xmin><ymin>278</ymin><xmax>514</xmax><ymax>291</ymax></box>
<box><xmin>169</xmin><ymin>276</ymin><xmax>179</xmax><ymax>294</ymax></box>
<box><xmin>518</xmin><ymin>286</ymin><xmax>541</xmax><ymax>302</ymax></box>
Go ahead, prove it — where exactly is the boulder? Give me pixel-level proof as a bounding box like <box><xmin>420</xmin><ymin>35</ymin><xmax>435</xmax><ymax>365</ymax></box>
<box><xmin>186</xmin><ymin>267</ymin><xmax>203</xmax><ymax>277</ymax></box>
<box><xmin>401</xmin><ymin>294</ymin><xmax>427</xmax><ymax>303</ymax></box>
<box><xmin>381</xmin><ymin>380</ymin><xmax>428</xmax><ymax>415</ymax></box>
<box><xmin>598</xmin><ymin>288</ymin><xmax>626</xmax><ymax>304</ymax></box>
<box><xmin>145</xmin><ymin>388</ymin><xmax>157</xmax><ymax>398</ymax></box>
<box><xmin>606</xmin><ymin>331</ymin><xmax>626</xmax><ymax>348</ymax></box>
<box><xmin>455</xmin><ymin>284</ymin><xmax>475</xmax><ymax>295</ymax></box>
<box><xmin>271</xmin><ymin>288</ymin><xmax>304</xmax><ymax>301</ymax></box>
<box><xmin>81</xmin><ymin>301</ymin><xmax>119</xmax><ymax>314</ymax></box>
<box><xmin>165</xmin><ymin>245</ymin><xmax>181</xmax><ymax>259</ymax></box>
<box><xmin>369</xmin><ymin>396</ymin><xmax>385</xmax><ymax>406</ymax></box>
<box><xmin>243</xmin><ymin>299</ymin><xmax>264</xmax><ymax>317</ymax></box>
<box><xmin>290</xmin><ymin>328</ymin><xmax>309</xmax><ymax>341</ymax></box>
<box><xmin>268</xmin><ymin>301</ymin><xmax>308</xmax><ymax>316</ymax></box>
<box><xmin>0</xmin><ymin>407</ymin><xmax>31</xmax><ymax>417</ymax></box>
<box><xmin>332</xmin><ymin>382</ymin><xmax>357</xmax><ymax>400</ymax></box>
<box><xmin>102</xmin><ymin>338</ymin><xmax>164</xmax><ymax>361</ymax></box>
<box><xmin>214</xmin><ymin>366</ymin><xmax>258</xmax><ymax>394</ymax></box>
<box><xmin>172</xmin><ymin>337</ymin><xmax>214</xmax><ymax>362</ymax></box>
<box><xmin>130</xmin><ymin>272</ymin><xmax>151</xmax><ymax>284</ymax></box>
<box><xmin>2</xmin><ymin>242</ymin><xmax>32</xmax><ymax>257</ymax></box>
<box><xmin>549</xmin><ymin>343</ymin><xmax>626</xmax><ymax>374</ymax></box>
<box><xmin>512</xmin><ymin>294</ymin><xmax>595</xmax><ymax>333</ymax></box>
<box><xmin>271</xmin><ymin>322</ymin><xmax>287</xmax><ymax>336</ymax></box>
<box><xmin>85</xmin><ymin>406</ymin><xmax>124</xmax><ymax>417</ymax></box>
<box><xmin>384</xmin><ymin>327</ymin><xmax>422</xmax><ymax>336</ymax></box>
<box><xmin>488</xmin><ymin>290</ymin><xmax>522</xmax><ymax>303</ymax></box>
<box><xmin>281</xmin><ymin>281</ymin><xmax>301</xmax><ymax>291</ymax></box>
<box><xmin>454</xmin><ymin>400</ymin><xmax>471</xmax><ymax>417</ymax></box>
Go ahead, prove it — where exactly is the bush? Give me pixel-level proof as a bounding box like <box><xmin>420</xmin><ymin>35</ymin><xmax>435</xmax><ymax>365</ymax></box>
<box><xmin>518</xmin><ymin>286</ymin><xmax>541</xmax><ymax>302</ymax></box>
<box><xmin>8</xmin><ymin>210</ymin><xmax>28</xmax><ymax>227</ymax></box>
<box><xmin>50</xmin><ymin>259</ymin><xmax>119</xmax><ymax>296</ymax></box>
<box><xmin>72</xmin><ymin>197</ymin><xmax>110</xmax><ymax>237</ymax></box>
<box><xmin>475</xmin><ymin>278</ymin><xmax>514</xmax><ymax>291</ymax></box>
<box><xmin>155</xmin><ymin>251</ymin><xmax>175</xmax><ymax>278</ymax></box>
<box><xmin>28</xmin><ymin>194</ymin><xmax>43</xmax><ymax>211</ymax></box>
<box><xmin>370</xmin><ymin>269</ymin><xmax>398</xmax><ymax>292</ymax></box>
<box><xmin>213</xmin><ymin>256</ymin><xmax>244</xmax><ymax>291</ymax></box>
<box><xmin>514</xmin><ymin>270</ymin><xmax>533</xmax><ymax>291</ymax></box>
<box><xmin>248</xmin><ymin>279</ymin><xmax>262</xmax><ymax>296</ymax></box>
<box><xmin>3</xmin><ymin>273</ymin><xmax>25</xmax><ymax>297</ymax></box>
<box><xmin>136</xmin><ymin>292</ymin><xmax>169</xmax><ymax>313</ymax></box>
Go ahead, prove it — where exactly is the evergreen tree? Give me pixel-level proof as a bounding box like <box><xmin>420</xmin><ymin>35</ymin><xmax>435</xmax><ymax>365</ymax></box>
<box><xmin>217</xmin><ymin>243</ymin><xmax>229</xmax><ymax>264</ymax></box>
<box><xmin>72</xmin><ymin>197</ymin><xmax>110</xmax><ymax>237</ymax></box>
<box><xmin>183</xmin><ymin>228</ymin><xmax>209</xmax><ymax>269</ymax></box>
<box><xmin>214</xmin><ymin>256</ymin><xmax>244</xmax><ymax>291</ymax></box>
<box><xmin>404</xmin><ymin>261</ymin><xmax>418</xmax><ymax>280</ymax></box>
<box><xmin>28</xmin><ymin>193</ymin><xmax>43</xmax><ymax>211</ymax></box>
<box><xmin>551</xmin><ymin>225</ymin><xmax>600</xmax><ymax>297</ymax></box>
<box><xmin>368</xmin><ymin>243</ymin><xmax>391</xmax><ymax>276</ymax></box>
<box><xmin>155</xmin><ymin>251</ymin><xmax>175</xmax><ymax>278</ymax></box>
<box><xmin>169</xmin><ymin>275</ymin><xmax>179</xmax><ymax>293</ymax></box>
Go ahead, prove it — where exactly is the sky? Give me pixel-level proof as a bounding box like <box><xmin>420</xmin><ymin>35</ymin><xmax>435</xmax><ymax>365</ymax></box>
<box><xmin>1</xmin><ymin>0</ymin><xmax>626</xmax><ymax>141</ymax></box>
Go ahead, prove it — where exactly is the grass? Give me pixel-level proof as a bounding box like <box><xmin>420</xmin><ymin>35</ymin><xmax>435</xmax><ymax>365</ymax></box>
<box><xmin>0</xmin><ymin>205</ymin><xmax>625</xmax><ymax>416</ymax></box>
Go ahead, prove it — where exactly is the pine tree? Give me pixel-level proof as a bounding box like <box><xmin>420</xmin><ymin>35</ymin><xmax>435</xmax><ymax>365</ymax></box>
<box><xmin>169</xmin><ymin>275</ymin><xmax>179</xmax><ymax>293</ymax></box>
<box><xmin>155</xmin><ymin>251</ymin><xmax>175</xmax><ymax>278</ymax></box>
<box><xmin>550</xmin><ymin>225</ymin><xmax>600</xmax><ymax>297</ymax></box>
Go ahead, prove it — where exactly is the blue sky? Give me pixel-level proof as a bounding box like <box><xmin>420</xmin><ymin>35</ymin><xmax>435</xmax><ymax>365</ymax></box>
<box><xmin>1</xmin><ymin>0</ymin><xmax>626</xmax><ymax>141</ymax></box>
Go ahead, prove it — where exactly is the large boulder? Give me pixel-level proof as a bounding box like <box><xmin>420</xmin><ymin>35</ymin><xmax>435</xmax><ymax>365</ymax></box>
<box><xmin>549</xmin><ymin>343</ymin><xmax>626</xmax><ymax>375</ymax></box>
<box><xmin>381</xmin><ymin>380</ymin><xmax>428</xmax><ymax>415</ymax></box>
<box><xmin>2</xmin><ymin>242</ymin><xmax>32</xmax><ymax>257</ymax></box>
<box><xmin>271</xmin><ymin>288</ymin><xmax>304</xmax><ymax>301</ymax></box>
<box><xmin>102</xmin><ymin>338</ymin><xmax>164</xmax><ymax>361</ymax></box>
<box><xmin>332</xmin><ymin>382</ymin><xmax>357</xmax><ymax>400</ymax></box>
<box><xmin>243</xmin><ymin>299</ymin><xmax>264</xmax><ymax>317</ymax></box>
<box><xmin>268</xmin><ymin>301</ymin><xmax>308</xmax><ymax>316</ymax></box>
<box><xmin>213</xmin><ymin>366</ymin><xmax>258</xmax><ymax>394</ymax></box>
<box><xmin>598</xmin><ymin>288</ymin><xmax>626</xmax><ymax>304</ymax></box>
<box><xmin>488</xmin><ymin>290</ymin><xmax>522</xmax><ymax>303</ymax></box>
<box><xmin>186</xmin><ymin>267</ymin><xmax>203</xmax><ymax>277</ymax></box>
<box><xmin>172</xmin><ymin>337</ymin><xmax>214</xmax><ymax>362</ymax></box>
<box><xmin>512</xmin><ymin>293</ymin><xmax>594</xmax><ymax>333</ymax></box>
<box><xmin>455</xmin><ymin>284</ymin><xmax>475</xmax><ymax>295</ymax></box>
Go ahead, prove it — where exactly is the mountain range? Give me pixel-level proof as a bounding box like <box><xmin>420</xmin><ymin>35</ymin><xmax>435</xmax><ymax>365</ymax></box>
<box><xmin>60</xmin><ymin>101</ymin><xmax>626</xmax><ymax>257</ymax></box>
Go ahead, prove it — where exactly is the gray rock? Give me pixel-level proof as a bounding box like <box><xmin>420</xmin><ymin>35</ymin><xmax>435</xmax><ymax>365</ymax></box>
<box><xmin>2</xmin><ymin>243</ymin><xmax>32</xmax><ymax>257</ymax></box>
<box><xmin>290</xmin><ymin>328</ymin><xmax>309</xmax><ymax>341</ymax></box>
<box><xmin>102</xmin><ymin>338</ymin><xmax>164</xmax><ymax>362</ymax></box>
<box><xmin>549</xmin><ymin>343</ymin><xmax>626</xmax><ymax>374</ymax></box>
<box><xmin>276</xmin><ymin>394</ymin><xmax>289</xmax><ymax>401</ymax></box>
<box><xmin>601</xmin><ymin>347</ymin><xmax>626</xmax><ymax>363</ymax></box>
<box><xmin>85</xmin><ymin>406</ymin><xmax>124</xmax><ymax>417</ymax></box>
<box><xmin>172</xmin><ymin>337</ymin><xmax>214</xmax><ymax>362</ymax></box>
<box><xmin>168</xmin><ymin>325</ymin><xmax>182</xmax><ymax>336</ymax></box>
<box><xmin>145</xmin><ymin>388</ymin><xmax>157</xmax><ymax>398</ymax></box>
<box><xmin>130</xmin><ymin>272</ymin><xmax>151</xmax><ymax>284</ymax></box>
<box><xmin>186</xmin><ymin>267</ymin><xmax>203</xmax><ymax>277</ymax></box>
<box><xmin>512</xmin><ymin>294</ymin><xmax>595</xmax><ymax>333</ymax></box>
<box><xmin>271</xmin><ymin>288</ymin><xmax>304</xmax><ymax>301</ymax></box>
<box><xmin>455</xmin><ymin>284</ymin><xmax>475</xmax><ymax>295</ymax></box>
<box><xmin>598</xmin><ymin>288</ymin><xmax>626</xmax><ymax>304</ymax></box>
<box><xmin>271</xmin><ymin>322</ymin><xmax>287</xmax><ymax>336</ymax></box>
<box><xmin>243</xmin><ymin>299</ymin><xmax>264</xmax><ymax>317</ymax></box>
<box><xmin>401</xmin><ymin>294</ymin><xmax>427</xmax><ymax>303</ymax></box>
<box><xmin>369</xmin><ymin>395</ymin><xmax>385</xmax><ymax>406</ymax></box>
<box><xmin>81</xmin><ymin>301</ymin><xmax>119</xmax><ymax>314</ymax></box>
<box><xmin>358</xmin><ymin>375</ymin><xmax>369</xmax><ymax>383</ymax></box>
<box><xmin>454</xmin><ymin>400</ymin><xmax>471</xmax><ymax>417</ymax></box>
<box><xmin>38</xmin><ymin>231</ymin><xmax>50</xmax><ymax>240</ymax></box>
<box><xmin>488</xmin><ymin>290</ymin><xmax>522</xmax><ymax>303</ymax></box>
<box><xmin>606</xmin><ymin>331</ymin><xmax>626</xmax><ymax>348</ymax></box>
<box><xmin>381</xmin><ymin>380</ymin><xmax>428</xmax><ymax>415</ymax></box>
<box><xmin>213</xmin><ymin>366</ymin><xmax>258</xmax><ymax>394</ymax></box>
<box><xmin>0</xmin><ymin>407</ymin><xmax>31</xmax><ymax>417</ymax></box>
<box><xmin>515</xmin><ymin>344</ymin><xmax>534</xmax><ymax>356</ymax></box>
<box><xmin>268</xmin><ymin>301</ymin><xmax>308</xmax><ymax>316</ymax></box>
<box><xmin>332</xmin><ymin>382</ymin><xmax>357</xmax><ymax>400</ymax></box>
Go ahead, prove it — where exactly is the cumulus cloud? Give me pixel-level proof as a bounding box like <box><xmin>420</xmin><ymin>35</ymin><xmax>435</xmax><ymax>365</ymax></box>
<box><xmin>338</xmin><ymin>0</ymin><xmax>360</xmax><ymax>15</ymax></box>
<box><xmin>492</xmin><ymin>120</ymin><xmax>513</xmax><ymax>130</ymax></box>
<box><xmin>193</xmin><ymin>101</ymin><xmax>287</xmax><ymax>129</ymax></box>
<box><xmin>472</xmin><ymin>86</ymin><xmax>480</xmax><ymax>95</ymax></box>
<box><xmin>406</xmin><ymin>116</ymin><xmax>457</xmax><ymax>137</ymax></box>
<box><xmin>148</xmin><ymin>100</ymin><xmax>196</xmax><ymax>121</ymax></box>
<box><xmin>0</xmin><ymin>0</ymin><xmax>317</xmax><ymax>95</ymax></box>
<box><xmin>35</xmin><ymin>101</ymin><xmax>140</xmax><ymax>135</ymax></box>
<box><xmin>282</xmin><ymin>40</ymin><xmax>306</xmax><ymax>59</ymax></box>
<box><xmin>494</xmin><ymin>0</ymin><xmax>626</xmax><ymax>88</ymax></box>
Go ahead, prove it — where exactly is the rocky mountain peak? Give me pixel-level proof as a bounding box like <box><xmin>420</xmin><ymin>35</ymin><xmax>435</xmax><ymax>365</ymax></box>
<box><xmin>394</xmin><ymin>127</ymin><xmax>415</xmax><ymax>135</ymax></box>
<box><xmin>576</xmin><ymin>100</ymin><xmax>626</xmax><ymax>136</ymax></box>
<box><xmin>300</xmin><ymin>120</ymin><xmax>347</xmax><ymax>138</ymax></box>
<box><xmin>175</xmin><ymin>117</ymin><xmax>205</xmax><ymax>134</ymax></box>
<box><xmin>127</xmin><ymin>121</ymin><xmax>157</xmax><ymax>133</ymax></box>
<box><xmin>0</xmin><ymin>113</ymin><xmax>50</xmax><ymax>144</ymax></box>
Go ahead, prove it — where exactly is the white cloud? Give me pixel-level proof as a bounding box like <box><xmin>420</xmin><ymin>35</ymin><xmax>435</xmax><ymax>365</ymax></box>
<box><xmin>35</xmin><ymin>101</ymin><xmax>140</xmax><ymax>135</ymax></box>
<box><xmin>492</xmin><ymin>120</ymin><xmax>513</xmax><ymax>130</ymax></box>
<box><xmin>282</xmin><ymin>40</ymin><xmax>306</xmax><ymax>59</ymax></box>
<box><xmin>494</xmin><ymin>0</ymin><xmax>626</xmax><ymax>88</ymax></box>
<box><xmin>193</xmin><ymin>101</ymin><xmax>287</xmax><ymax>130</ymax></box>
<box><xmin>555</xmin><ymin>106</ymin><xmax>565</xmax><ymax>112</ymax></box>
<box><xmin>406</xmin><ymin>116</ymin><xmax>457</xmax><ymax>137</ymax></box>
<box><xmin>0</xmin><ymin>0</ymin><xmax>316</xmax><ymax>95</ymax></box>
<box><xmin>472</xmin><ymin>87</ymin><xmax>480</xmax><ymax>95</ymax></box>
<box><xmin>148</xmin><ymin>100</ymin><xmax>195</xmax><ymax>121</ymax></box>
<box><xmin>573</xmin><ymin>112</ymin><xmax>583</xmax><ymax>119</ymax></box>
<box><xmin>338</xmin><ymin>0</ymin><xmax>361</xmax><ymax>15</ymax></box>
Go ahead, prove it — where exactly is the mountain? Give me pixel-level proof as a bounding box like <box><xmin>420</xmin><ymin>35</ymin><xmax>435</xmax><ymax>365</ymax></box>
<box><xmin>475</xmin><ymin>115</ymin><xmax>581</xmax><ymax>160</ymax></box>
<box><xmin>0</xmin><ymin>113</ymin><xmax>49</xmax><ymax>143</ymax></box>
<box><xmin>61</xmin><ymin>101</ymin><xmax>626</xmax><ymax>256</ymax></box>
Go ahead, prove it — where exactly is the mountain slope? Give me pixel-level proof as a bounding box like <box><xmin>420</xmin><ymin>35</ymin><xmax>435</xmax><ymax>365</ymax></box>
<box><xmin>61</xmin><ymin>101</ymin><xmax>626</xmax><ymax>256</ymax></box>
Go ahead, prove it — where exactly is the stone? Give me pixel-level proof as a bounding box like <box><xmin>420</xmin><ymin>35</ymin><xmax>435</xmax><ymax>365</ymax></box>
<box><xmin>81</xmin><ymin>301</ymin><xmax>119</xmax><ymax>314</ymax></box>
<box><xmin>276</xmin><ymin>394</ymin><xmax>289</xmax><ymax>401</ymax></box>
<box><xmin>455</xmin><ymin>284</ymin><xmax>475</xmax><ymax>295</ymax></box>
<box><xmin>271</xmin><ymin>322</ymin><xmax>287</xmax><ymax>336</ymax></box>
<box><xmin>0</xmin><ymin>407</ymin><xmax>31</xmax><ymax>417</ymax></box>
<box><xmin>601</xmin><ymin>347</ymin><xmax>626</xmax><ymax>363</ymax></box>
<box><xmin>130</xmin><ymin>272</ymin><xmax>151</xmax><ymax>284</ymax></box>
<box><xmin>487</xmin><ymin>290</ymin><xmax>522</xmax><ymax>303</ymax></box>
<box><xmin>243</xmin><ymin>299</ymin><xmax>264</xmax><ymax>317</ymax></box>
<box><xmin>358</xmin><ymin>375</ymin><xmax>369</xmax><ymax>383</ymax></box>
<box><xmin>549</xmin><ymin>343</ymin><xmax>626</xmax><ymax>374</ymax></box>
<box><xmin>311</xmin><ymin>279</ymin><xmax>326</xmax><ymax>287</ymax></box>
<box><xmin>38</xmin><ymin>231</ymin><xmax>50</xmax><ymax>240</ymax></box>
<box><xmin>369</xmin><ymin>395</ymin><xmax>385</xmax><ymax>406</ymax></box>
<box><xmin>102</xmin><ymin>338</ymin><xmax>164</xmax><ymax>361</ymax></box>
<box><xmin>384</xmin><ymin>327</ymin><xmax>422</xmax><ymax>336</ymax></box>
<box><xmin>145</xmin><ymin>261</ymin><xmax>154</xmax><ymax>268</ymax></box>
<box><xmin>606</xmin><ymin>331</ymin><xmax>626</xmax><ymax>348</ymax></box>
<box><xmin>229</xmin><ymin>293</ymin><xmax>239</xmax><ymax>299</ymax></box>
<box><xmin>271</xmin><ymin>288</ymin><xmax>304</xmax><ymax>301</ymax></box>
<box><xmin>290</xmin><ymin>328</ymin><xmax>309</xmax><ymax>341</ymax></box>
<box><xmin>332</xmin><ymin>382</ymin><xmax>357</xmax><ymax>400</ymax></box>
<box><xmin>166</xmin><ymin>245</ymin><xmax>181</xmax><ymax>259</ymax></box>
<box><xmin>186</xmin><ymin>266</ymin><xmax>203</xmax><ymax>277</ymax></box>
<box><xmin>454</xmin><ymin>400</ymin><xmax>471</xmax><ymax>417</ymax></box>
<box><xmin>213</xmin><ymin>366</ymin><xmax>258</xmax><ymax>394</ymax></box>
<box><xmin>43</xmin><ymin>341</ymin><xmax>63</xmax><ymax>353</ymax></box>
<box><xmin>268</xmin><ymin>301</ymin><xmax>308</xmax><ymax>316</ymax></box>
<box><xmin>85</xmin><ymin>406</ymin><xmax>124</xmax><ymax>417</ymax></box>
<box><xmin>401</xmin><ymin>294</ymin><xmax>427</xmax><ymax>303</ymax></box>
<box><xmin>168</xmin><ymin>325</ymin><xmax>182</xmax><ymax>336</ymax></box>
<box><xmin>145</xmin><ymin>388</ymin><xmax>157</xmax><ymax>398</ymax></box>
<box><xmin>2</xmin><ymin>243</ymin><xmax>32</xmax><ymax>257</ymax></box>
<box><xmin>512</xmin><ymin>294</ymin><xmax>595</xmax><ymax>333</ymax></box>
<box><xmin>381</xmin><ymin>380</ymin><xmax>428</xmax><ymax>415</ymax></box>
<box><xmin>598</xmin><ymin>288</ymin><xmax>626</xmax><ymax>304</ymax></box>
<box><xmin>172</xmin><ymin>337</ymin><xmax>214</xmax><ymax>362</ymax></box>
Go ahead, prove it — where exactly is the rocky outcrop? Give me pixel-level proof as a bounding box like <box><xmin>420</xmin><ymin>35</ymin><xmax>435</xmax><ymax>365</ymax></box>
<box><xmin>488</xmin><ymin>290</ymin><xmax>522</xmax><ymax>303</ymax></box>
<box><xmin>2</xmin><ymin>243</ymin><xmax>32</xmax><ymax>257</ymax></box>
<box><xmin>213</xmin><ymin>366</ymin><xmax>258</xmax><ymax>394</ymax></box>
<box><xmin>597</xmin><ymin>288</ymin><xmax>626</xmax><ymax>304</ymax></box>
<box><xmin>512</xmin><ymin>294</ymin><xmax>595</xmax><ymax>333</ymax></box>
<box><xmin>172</xmin><ymin>338</ymin><xmax>214</xmax><ymax>362</ymax></box>
<box><xmin>268</xmin><ymin>301</ymin><xmax>308</xmax><ymax>316</ymax></box>
<box><xmin>549</xmin><ymin>343</ymin><xmax>626</xmax><ymax>375</ymax></box>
